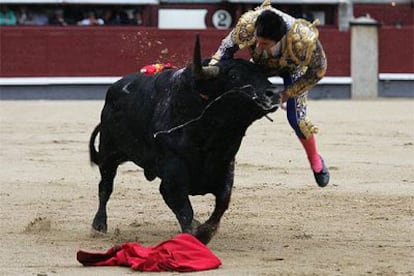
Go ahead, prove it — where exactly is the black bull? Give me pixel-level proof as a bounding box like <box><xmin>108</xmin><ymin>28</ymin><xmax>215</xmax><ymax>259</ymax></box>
<box><xmin>89</xmin><ymin>36</ymin><xmax>281</xmax><ymax>244</ymax></box>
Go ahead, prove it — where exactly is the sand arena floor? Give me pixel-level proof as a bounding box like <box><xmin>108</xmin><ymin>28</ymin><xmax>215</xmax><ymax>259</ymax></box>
<box><xmin>0</xmin><ymin>99</ymin><xmax>413</xmax><ymax>275</ymax></box>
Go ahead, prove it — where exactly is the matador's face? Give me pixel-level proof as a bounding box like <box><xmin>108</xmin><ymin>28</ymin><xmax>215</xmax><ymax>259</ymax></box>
<box><xmin>255</xmin><ymin>35</ymin><xmax>277</xmax><ymax>51</ymax></box>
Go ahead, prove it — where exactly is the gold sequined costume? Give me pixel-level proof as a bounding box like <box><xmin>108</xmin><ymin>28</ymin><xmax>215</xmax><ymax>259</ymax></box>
<box><xmin>210</xmin><ymin>0</ymin><xmax>327</xmax><ymax>139</ymax></box>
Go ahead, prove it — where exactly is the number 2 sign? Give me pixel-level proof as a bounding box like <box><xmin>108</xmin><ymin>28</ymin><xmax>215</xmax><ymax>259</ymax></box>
<box><xmin>212</xmin><ymin>9</ymin><xmax>232</xmax><ymax>29</ymax></box>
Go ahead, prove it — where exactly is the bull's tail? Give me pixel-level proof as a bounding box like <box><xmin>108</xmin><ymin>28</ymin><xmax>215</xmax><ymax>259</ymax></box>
<box><xmin>89</xmin><ymin>124</ymin><xmax>101</xmax><ymax>166</ymax></box>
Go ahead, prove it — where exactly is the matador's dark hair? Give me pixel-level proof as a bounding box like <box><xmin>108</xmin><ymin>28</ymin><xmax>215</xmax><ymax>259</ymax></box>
<box><xmin>255</xmin><ymin>10</ymin><xmax>287</xmax><ymax>42</ymax></box>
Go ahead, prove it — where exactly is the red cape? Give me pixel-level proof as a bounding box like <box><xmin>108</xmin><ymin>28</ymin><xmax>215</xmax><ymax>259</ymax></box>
<box><xmin>77</xmin><ymin>233</ymin><xmax>221</xmax><ymax>272</ymax></box>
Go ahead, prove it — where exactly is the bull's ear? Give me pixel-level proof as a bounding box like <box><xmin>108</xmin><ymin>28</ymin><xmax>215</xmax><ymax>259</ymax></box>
<box><xmin>192</xmin><ymin>34</ymin><xmax>219</xmax><ymax>80</ymax></box>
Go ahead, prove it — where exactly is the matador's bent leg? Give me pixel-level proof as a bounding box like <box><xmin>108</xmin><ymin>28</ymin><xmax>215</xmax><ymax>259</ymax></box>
<box><xmin>283</xmin><ymin>74</ymin><xmax>329</xmax><ymax>187</ymax></box>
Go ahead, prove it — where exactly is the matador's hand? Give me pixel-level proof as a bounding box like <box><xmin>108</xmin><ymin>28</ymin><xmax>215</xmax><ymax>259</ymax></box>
<box><xmin>280</xmin><ymin>91</ymin><xmax>289</xmax><ymax>111</ymax></box>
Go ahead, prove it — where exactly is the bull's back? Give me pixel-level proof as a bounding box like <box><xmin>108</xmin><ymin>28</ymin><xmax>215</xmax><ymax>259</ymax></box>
<box><xmin>99</xmin><ymin>71</ymin><xmax>179</xmax><ymax>174</ymax></box>
<box><xmin>105</xmin><ymin>71</ymin><xmax>178</xmax><ymax>109</ymax></box>
<box><xmin>105</xmin><ymin>73</ymin><xmax>151</xmax><ymax>104</ymax></box>
<box><xmin>99</xmin><ymin>73</ymin><xmax>159</xmax><ymax>168</ymax></box>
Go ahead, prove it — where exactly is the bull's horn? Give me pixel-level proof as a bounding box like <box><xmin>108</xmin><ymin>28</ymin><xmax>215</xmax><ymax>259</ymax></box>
<box><xmin>193</xmin><ymin>34</ymin><xmax>203</xmax><ymax>79</ymax></box>
<box><xmin>192</xmin><ymin>34</ymin><xmax>219</xmax><ymax>80</ymax></box>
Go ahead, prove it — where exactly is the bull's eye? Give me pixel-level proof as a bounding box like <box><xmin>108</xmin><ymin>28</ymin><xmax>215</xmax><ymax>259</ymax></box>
<box><xmin>230</xmin><ymin>74</ymin><xmax>238</xmax><ymax>80</ymax></box>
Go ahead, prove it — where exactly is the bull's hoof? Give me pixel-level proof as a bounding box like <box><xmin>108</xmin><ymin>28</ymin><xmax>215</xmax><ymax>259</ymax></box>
<box><xmin>92</xmin><ymin>216</ymin><xmax>107</xmax><ymax>234</ymax></box>
<box><xmin>190</xmin><ymin>219</ymin><xmax>201</xmax><ymax>231</ymax></box>
<box><xmin>194</xmin><ymin>223</ymin><xmax>218</xmax><ymax>245</ymax></box>
<box><xmin>182</xmin><ymin>219</ymin><xmax>201</xmax><ymax>236</ymax></box>
<box><xmin>91</xmin><ymin>223</ymin><xmax>107</xmax><ymax>232</ymax></box>
<box><xmin>90</xmin><ymin>227</ymin><xmax>106</xmax><ymax>238</ymax></box>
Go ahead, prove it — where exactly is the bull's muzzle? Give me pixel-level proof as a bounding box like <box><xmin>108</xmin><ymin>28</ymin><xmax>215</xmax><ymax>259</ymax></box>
<box><xmin>248</xmin><ymin>85</ymin><xmax>281</xmax><ymax>112</ymax></box>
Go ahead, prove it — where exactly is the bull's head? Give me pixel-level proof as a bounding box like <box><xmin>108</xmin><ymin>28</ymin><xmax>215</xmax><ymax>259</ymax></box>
<box><xmin>153</xmin><ymin>36</ymin><xmax>281</xmax><ymax>138</ymax></box>
<box><xmin>191</xmin><ymin>35</ymin><xmax>280</xmax><ymax>115</ymax></box>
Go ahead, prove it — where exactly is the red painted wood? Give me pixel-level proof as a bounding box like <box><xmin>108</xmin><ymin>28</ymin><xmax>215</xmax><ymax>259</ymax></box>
<box><xmin>354</xmin><ymin>4</ymin><xmax>413</xmax><ymax>27</ymax></box>
<box><xmin>379</xmin><ymin>26</ymin><xmax>414</xmax><ymax>73</ymax></box>
<box><xmin>319</xmin><ymin>27</ymin><xmax>351</xmax><ymax>76</ymax></box>
<box><xmin>3</xmin><ymin>25</ymin><xmax>411</xmax><ymax>77</ymax></box>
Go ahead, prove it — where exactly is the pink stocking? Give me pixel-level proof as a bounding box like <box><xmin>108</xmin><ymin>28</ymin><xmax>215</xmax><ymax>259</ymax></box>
<box><xmin>299</xmin><ymin>135</ymin><xmax>323</xmax><ymax>172</ymax></box>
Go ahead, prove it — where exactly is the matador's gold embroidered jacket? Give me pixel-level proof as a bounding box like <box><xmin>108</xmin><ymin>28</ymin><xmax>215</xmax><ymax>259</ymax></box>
<box><xmin>210</xmin><ymin>0</ymin><xmax>327</xmax><ymax>98</ymax></box>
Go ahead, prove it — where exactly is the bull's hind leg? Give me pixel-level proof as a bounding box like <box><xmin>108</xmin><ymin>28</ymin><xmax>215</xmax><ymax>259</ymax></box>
<box><xmin>92</xmin><ymin>159</ymin><xmax>119</xmax><ymax>233</ymax></box>
<box><xmin>196</xmin><ymin>161</ymin><xmax>235</xmax><ymax>244</ymax></box>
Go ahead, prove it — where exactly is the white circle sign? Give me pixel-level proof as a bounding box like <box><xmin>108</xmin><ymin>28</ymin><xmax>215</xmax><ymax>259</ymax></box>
<box><xmin>212</xmin><ymin>10</ymin><xmax>232</xmax><ymax>29</ymax></box>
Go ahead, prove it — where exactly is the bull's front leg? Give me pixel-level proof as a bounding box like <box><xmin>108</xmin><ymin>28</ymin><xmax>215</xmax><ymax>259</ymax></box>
<box><xmin>195</xmin><ymin>160</ymin><xmax>235</xmax><ymax>244</ymax></box>
<box><xmin>159</xmin><ymin>159</ymin><xmax>195</xmax><ymax>234</ymax></box>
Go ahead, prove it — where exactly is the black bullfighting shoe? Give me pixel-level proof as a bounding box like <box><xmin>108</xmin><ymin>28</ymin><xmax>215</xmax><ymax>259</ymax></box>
<box><xmin>313</xmin><ymin>156</ymin><xmax>330</xmax><ymax>187</ymax></box>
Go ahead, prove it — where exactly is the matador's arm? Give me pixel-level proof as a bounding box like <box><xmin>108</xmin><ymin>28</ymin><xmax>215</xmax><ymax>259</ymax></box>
<box><xmin>209</xmin><ymin>6</ymin><xmax>264</xmax><ymax>65</ymax></box>
<box><xmin>209</xmin><ymin>30</ymin><xmax>241</xmax><ymax>65</ymax></box>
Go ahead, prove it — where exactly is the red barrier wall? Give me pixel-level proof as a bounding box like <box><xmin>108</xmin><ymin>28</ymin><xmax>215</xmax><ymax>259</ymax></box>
<box><xmin>1</xmin><ymin>27</ymin><xmax>219</xmax><ymax>77</ymax></box>
<box><xmin>379</xmin><ymin>26</ymin><xmax>414</xmax><ymax>73</ymax></box>
<box><xmin>354</xmin><ymin>4</ymin><xmax>413</xmax><ymax>26</ymax></box>
<box><xmin>3</xmin><ymin>25</ymin><xmax>411</xmax><ymax>78</ymax></box>
<box><xmin>319</xmin><ymin>28</ymin><xmax>350</xmax><ymax>76</ymax></box>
